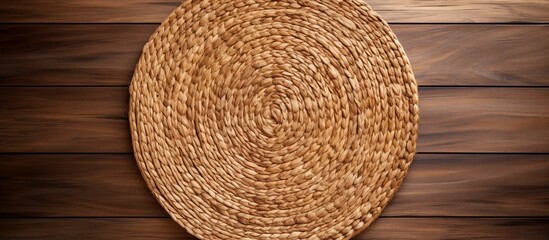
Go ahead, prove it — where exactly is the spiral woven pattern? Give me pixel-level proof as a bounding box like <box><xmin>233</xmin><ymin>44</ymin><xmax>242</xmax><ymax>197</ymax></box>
<box><xmin>130</xmin><ymin>0</ymin><xmax>418</xmax><ymax>239</ymax></box>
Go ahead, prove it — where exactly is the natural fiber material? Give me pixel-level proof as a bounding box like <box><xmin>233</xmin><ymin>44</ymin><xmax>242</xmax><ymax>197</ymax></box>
<box><xmin>129</xmin><ymin>0</ymin><xmax>418</xmax><ymax>239</ymax></box>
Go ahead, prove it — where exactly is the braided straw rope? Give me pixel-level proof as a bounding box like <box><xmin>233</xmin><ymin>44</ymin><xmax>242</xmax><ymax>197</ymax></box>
<box><xmin>130</xmin><ymin>0</ymin><xmax>418</xmax><ymax>239</ymax></box>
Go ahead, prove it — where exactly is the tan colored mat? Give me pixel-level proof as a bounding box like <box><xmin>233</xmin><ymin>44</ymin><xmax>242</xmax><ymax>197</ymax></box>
<box><xmin>129</xmin><ymin>0</ymin><xmax>418</xmax><ymax>239</ymax></box>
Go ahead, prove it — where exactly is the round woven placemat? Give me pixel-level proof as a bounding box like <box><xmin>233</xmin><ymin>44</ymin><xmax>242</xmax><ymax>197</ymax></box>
<box><xmin>129</xmin><ymin>0</ymin><xmax>418</xmax><ymax>239</ymax></box>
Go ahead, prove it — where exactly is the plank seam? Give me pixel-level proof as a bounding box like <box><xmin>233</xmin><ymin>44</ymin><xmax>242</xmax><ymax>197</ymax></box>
<box><xmin>1</xmin><ymin>22</ymin><xmax>548</xmax><ymax>25</ymax></box>
<box><xmin>0</xmin><ymin>216</ymin><xmax>547</xmax><ymax>219</ymax></box>
<box><xmin>2</xmin><ymin>85</ymin><xmax>549</xmax><ymax>88</ymax></box>
<box><xmin>2</xmin><ymin>152</ymin><xmax>548</xmax><ymax>155</ymax></box>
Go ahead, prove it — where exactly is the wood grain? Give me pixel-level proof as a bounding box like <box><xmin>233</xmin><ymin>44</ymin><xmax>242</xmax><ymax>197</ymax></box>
<box><xmin>0</xmin><ymin>217</ymin><xmax>547</xmax><ymax>240</ymax></box>
<box><xmin>1</xmin><ymin>87</ymin><xmax>548</xmax><ymax>153</ymax></box>
<box><xmin>0</xmin><ymin>87</ymin><xmax>131</xmax><ymax>153</ymax></box>
<box><xmin>384</xmin><ymin>154</ymin><xmax>549</xmax><ymax>217</ymax></box>
<box><xmin>2</xmin><ymin>25</ymin><xmax>548</xmax><ymax>86</ymax></box>
<box><xmin>1</xmin><ymin>154</ymin><xmax>547</xmax><ymax>217</ymax></box>
<box><xmin>0</xmin><ymin>154</ymin><xmax>162</xmax><ymax>217</ymax></box>
<box><xmin>1</xmin><ymin>1</ymin><xmax>547</xmax><ymax>238</ymax></box>
<box><xmin>0</xmin><ymin>0</ymin><xmax>547</xmax><ymax>23</ymax></box>
<box><xmin>357</xmin><ymin>218</ymin><xmax>549</xmax><ymax>240</ymax></box>
<box><xmin>0</xmin><ymin>25</ymin><xmax>156</xmax><ymax>86</ymax></box>
<box><xmin>396</xmin><ymin>25</ymin><xmax>549</xmax><ymax>86</ymax></box>
<box><xmin>419</xmin><ymin>88</ymin><xmax>549</xmax><ymax>152</ymax></box>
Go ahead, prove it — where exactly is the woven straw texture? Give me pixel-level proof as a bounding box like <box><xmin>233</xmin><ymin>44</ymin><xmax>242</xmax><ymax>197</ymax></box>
<box><xmin>129</xmin><ymin>0</ymin><xmax>418</xmax><ymax>239</ymax></box>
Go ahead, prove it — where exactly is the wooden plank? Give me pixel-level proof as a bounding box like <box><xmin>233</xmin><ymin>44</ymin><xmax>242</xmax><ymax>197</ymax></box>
<box><xmin>0</xmin><ymin>0</ymin><xmax>547</xmax><ymax>23</ymax></box>
<box><xmin>1</xmin><ymin>154</ymin><xmax>547</xmax><ymax>217</ymax></box>
<box><xmin>396</xmin><ymin>25</ymin><xmax>549</xmax><ymax>86</ymax></box>
<box><xmin>358</xmin><ymin>218</ymin><xmax>549</xmax><ymax>240</ymax></box>
<box><xmin>0</xmin><ymin>25</ymin><xmax>156</xmax><ymax>86</ymax></box>
<box><xmin>0</xmin><ymin>154</ymin><xmax>163</xmax><ymax>217</ymax></box>
<box><xmin>0</xmin><ymin>217</ymin><xmax>547</xmax><ymax>239</ymax></box>
<box><xmin>1</xmin><ymin>25</ymin><xmax>548</xmax><ymax>86</ymax></box>
<box><xmin>383</xmin><ymin>154</ymin><xmax>549</xmax><ymax>216</ymax></box>
<box><xmin>419</xmin><ymin>88</ymin><xmax>549</xmax><ymax>152</ymax></box>
<box><xmin>0</xmin><ymin>218</ymin><xmax>194</xmax><ymax>240</ymax></box>
<box><xmin>1</xmin><ymin>87</ymin><xmax>548</xmax><ymax>153</ymax></box>
<box><xmin>0</xmin><ymin>87</ymin><xmax>132</xmax><ymax>153</ymax></box>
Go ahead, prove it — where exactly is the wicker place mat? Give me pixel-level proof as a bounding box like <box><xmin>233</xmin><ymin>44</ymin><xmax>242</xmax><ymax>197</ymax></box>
<box><xmin>129</xmin><ymin>0</ymin><xmax>418</xmax><ymax>239</ymax></box>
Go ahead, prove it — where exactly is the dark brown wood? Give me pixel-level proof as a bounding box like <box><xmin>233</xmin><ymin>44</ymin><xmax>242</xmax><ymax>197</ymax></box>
<box><xmin>1</xmin><ymin>1</ymin><xmax>547</xmax><ymax>238</ymax></box>
<box><xmin>1</xmin><ymin>0</ymin><xmax>547</xmax><ymax>23</ymax></box>
<box><xmin>0</xmin><ymin>87</ymin><xmax>132</xmax><ymax>153</ymax></box>
<box><xmin>1</xmin><ymin>154</ymin><xmax>547</xmax><ymax>217</ymax></box>
<box><xmin>419</xmin><ymin>88</ymin><xmax>549</xmax><ymax>153</ymax></box>
<box><xmin>0</xmin><ymin>154</ymin><xmax>163</xmax><ymax>217</ymax></box>
<box><xmin>384</xmin><ymin>154</ymin><xmax>549</xmax><ymax>216</ymax></box>
<box><xmin>0</xmin><ymin>217</ymin><xmax>547</xmax><ymax>239</ymax></box>
<box><xmin>0</xmin><ymin>218</ymin><xmax>195</xmax><ymax>240</ymax></box>
<box><xmin>394</xmin><ymin>25</ymin><xmax>549</xmax><ymax>86</ymax></box>
<box><xmin>1</xmin><ymin>87</ymin><xmax>548</xmax><ymax>153</ymax></box>
<box><xmin>0</xmin><ymin>25</ymin><xmax>156</xmax><ymax>86</ymax></box>
<box><xmin>2</xmin><ymin>25</ymin><xmax>548</xmax><ymax>86</ymax></box>
<box><xmin>357</xmin><ymin>218</ymin><xmax>549</xmax><ymax>240</ymax></box>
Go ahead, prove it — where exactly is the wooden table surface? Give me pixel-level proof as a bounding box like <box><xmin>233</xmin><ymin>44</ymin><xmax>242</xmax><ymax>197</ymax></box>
<box><xmin>1</xmin><ymin>1</ymin><xmax>548</xmax><ymax>239</ymax></box>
